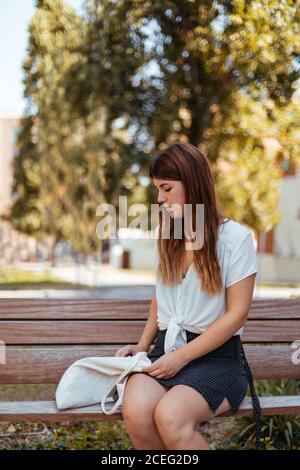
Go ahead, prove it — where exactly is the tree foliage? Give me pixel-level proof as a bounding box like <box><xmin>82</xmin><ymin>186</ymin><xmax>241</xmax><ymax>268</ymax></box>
<box><xmin>11</xmin><ymin>0</ymin><xmax>300</xmax><ymax>252</ymax></box>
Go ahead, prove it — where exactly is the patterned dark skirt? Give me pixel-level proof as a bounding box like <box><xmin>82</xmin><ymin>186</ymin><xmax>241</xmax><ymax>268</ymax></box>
<box><xmin>146</xmin><ymin>329</ymin><xmax>263</xmax><ymax>449</ymax></box>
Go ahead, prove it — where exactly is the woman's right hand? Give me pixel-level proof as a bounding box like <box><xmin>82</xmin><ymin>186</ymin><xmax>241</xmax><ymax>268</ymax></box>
<box><xmin>114</xmin><ymin>343</ymin><xmax>148</xmax><ymax>357</ymax></box>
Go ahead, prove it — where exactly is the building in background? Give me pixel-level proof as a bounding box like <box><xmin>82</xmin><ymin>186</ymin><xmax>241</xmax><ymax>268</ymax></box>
<box><xmin>111</xmin><ymin>165</ymin><xmax>300</xmax><ymax>282</ymax></box>
<box><xmin>0</xmin><ymin>114</ymin><xmax>51</xmax><ymax>263</ymax></box>
<box><xmin>0</xmin><ymin>114</ymin><xmax>20</xmax><ymax>215</ymax></box>
<box><xmin>110</xmin><ymin>228</ymin><xmax>157</xmax><ymax>270</ymax></box>
<box><xmin>1</xmin><ymin>113</ymin><xmax>299</xmax><ymax>279</ymax></box>
<box><xmin>255</xmin><ymin>166</ymin><xmax>300</xmax><ymax>283</ymax></box>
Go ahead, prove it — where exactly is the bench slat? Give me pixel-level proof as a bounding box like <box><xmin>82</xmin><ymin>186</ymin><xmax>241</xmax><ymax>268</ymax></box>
<box><xmin>242</xmin><ymin>320</ymin><xmax>300</xmax><ymax>342</ymax></box>
<box><xmin>0</xmin><ymin>346</ymin><xmax>298</xmax><ymax>384</ymax></box>
<box><xmin>0</xmin><ymin>396</ymin><xmax>299</xmax><ymax>422</ymax></box>
<box><xmin>219</xmin><ymin>395</ymin><xmax>300</xmax><ymax>417</ymax></box>
<box><xmin>248</xmin><ymin>298</ymin><xmax>300</xmax><ymax>319</ymax></box>
<box><xmin>0</xmin><ymin>298</ymin><xmax>299</xmax><ymax>422</ymax></box>
<box><xmin>0</xmin><ymin>299</ymin><xmax>148</xmax><ymax>320</ymax></box>
<box><xmin>0</xmin><ymin>320</ymin><xmax>142</xmax><ymax>344</ymax></box>
<box><xmin>0</xmin><ymin>298</ymin><xmax>299</xmax><ymax>320</ymax></box>
<box><xmin>1</xmin><ymin>320</ymin><xmax>299</xmax><ymax>344</ymax></box>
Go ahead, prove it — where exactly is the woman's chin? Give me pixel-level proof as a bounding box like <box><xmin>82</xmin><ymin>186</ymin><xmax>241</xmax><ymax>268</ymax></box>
<box><xmin>164</xmin><ymin>207</ymin><xmax>183</xmax><ymax>218</ymax></box>
<box><xmin>169</xmin><ymin>211</ymin><xmax>183</xmax><ymax>219</ymax></box>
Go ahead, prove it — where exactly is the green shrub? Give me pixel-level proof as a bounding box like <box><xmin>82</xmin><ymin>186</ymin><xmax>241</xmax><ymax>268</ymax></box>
<box><xmin>227</xmin><ymin>379</ymin><xmax>300</xmax><ymax>450</ymax></box>
<box><xmin>0</xmin><ymin>421</ymin><xmax>134</xmax><ymax>450</ymax></box>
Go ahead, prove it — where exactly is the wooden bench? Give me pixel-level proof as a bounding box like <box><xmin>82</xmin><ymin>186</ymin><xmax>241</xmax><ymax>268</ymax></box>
<box><xmin>0</xmin><ymin>298</ymin><xmax>300</xmax><ymax>423</ymax></box>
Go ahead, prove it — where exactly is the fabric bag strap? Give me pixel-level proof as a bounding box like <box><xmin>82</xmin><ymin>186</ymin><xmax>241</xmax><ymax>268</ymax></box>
<box><xmin>100</xmin><ymin>352</ymin><xmax>146</xmax><ymax>415</ymax></box>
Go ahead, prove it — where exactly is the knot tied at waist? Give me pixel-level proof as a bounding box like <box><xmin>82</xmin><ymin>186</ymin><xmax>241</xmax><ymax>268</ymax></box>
<box><xmin>163</xmin><ymin>317</ymin><xmax>187</xmax><ymax>353</ymax></box>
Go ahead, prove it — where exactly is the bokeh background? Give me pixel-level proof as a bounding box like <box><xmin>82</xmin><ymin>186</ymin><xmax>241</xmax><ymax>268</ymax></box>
<box><xmin>0</xmin><ymin>0</ymin><xmax>299</xmax><ymax>450</ymax></box>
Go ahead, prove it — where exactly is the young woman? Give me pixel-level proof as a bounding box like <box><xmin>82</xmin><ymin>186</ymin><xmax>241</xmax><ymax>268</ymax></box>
<box><xmin>116</xmin><ymin>142</ymin><xmax>262</xmax><ymax>450</ymax></box>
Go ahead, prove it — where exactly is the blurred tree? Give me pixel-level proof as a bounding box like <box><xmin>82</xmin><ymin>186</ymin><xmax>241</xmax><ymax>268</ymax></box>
<box><xmin>11</xmin><ymin>0</ymin><xmax>152</xmax><ymax>256</ymax></box>
<box><xmin>10</xmin><ymin>116</ymin><xmax>41</xmax><ymax>235</ymax></box>
<box><xmin>11</xmin><ymin>0</ymin><xmax>105</xmax><ymax>257</ymax></box>
<box><xmin>129</xmin><ymin>0</ymin><xmax>300</xmax><ymax>230</ymax></box>
<box><xmin>61</xmin><ymin>0</ymin><xmax>151</xmax><ymax>215</ymax></box>
<box><xmin>11</xmin><ymin>0</ymin><xmax>300</xmax><ymax>254</ymax></box>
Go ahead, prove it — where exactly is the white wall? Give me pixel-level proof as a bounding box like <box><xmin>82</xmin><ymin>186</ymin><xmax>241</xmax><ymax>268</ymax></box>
<box><xmin>0</xmin><ymin>115</ymin><xmax>20</xmax><ymax>214</ymax></box>
<box><xmin>110</xmin><ymin>228</ymin><xmax>157</xmax><ymax>270</ymax></box>
<box><xmin>274</xmin><ymin>171</ymin><xmax>300</xmax><ymax>257</ymax></box>
<box><xmin>257</xmin><ymin>253</ymin><xmax>300</xmax><ymax>283</ymax></box>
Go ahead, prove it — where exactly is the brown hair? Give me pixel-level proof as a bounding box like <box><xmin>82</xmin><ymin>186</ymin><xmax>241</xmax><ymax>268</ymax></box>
<box><xmin>149</xmin><ymin>142</ymin><xmax>226</xmax><ymax>295</ymax></box>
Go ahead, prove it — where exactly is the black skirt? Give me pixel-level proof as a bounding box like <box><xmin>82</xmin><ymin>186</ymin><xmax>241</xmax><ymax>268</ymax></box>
<box><xmin>146</xmin><ymin>329</ymin><xmax>263</xmax><ymax>449</ymax></box>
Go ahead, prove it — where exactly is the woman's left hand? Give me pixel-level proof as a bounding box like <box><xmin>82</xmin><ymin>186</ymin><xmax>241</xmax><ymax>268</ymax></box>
<box><xmin>141</xmin><ymin>350</ymin><xmax>187</xmax><ymax>379</ymax></box>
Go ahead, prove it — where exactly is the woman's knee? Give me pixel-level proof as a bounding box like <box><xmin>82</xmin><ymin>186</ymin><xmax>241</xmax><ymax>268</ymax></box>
<box><xmin>122</xmin><ymin>373</ymin><xmax>167</xmax><ymax>426</ymax></box>
<box><xmin>154</xmin><ymin>399</ymin><xmax>189</xmax><ymax>433</ymax></box>
<box><xmin>153</xmin><ymin>386</ymin><xmax>213</xmax><ymax>438</ymax></box>
<box><xmin>154</xmin><ymin>403</ymin><xmax>194</xmax><ymax>446</ymax></box>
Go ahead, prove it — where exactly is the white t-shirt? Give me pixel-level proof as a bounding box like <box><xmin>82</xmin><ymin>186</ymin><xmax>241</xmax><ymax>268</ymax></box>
<box><xmin>155</xmin><ymin>219</ymin><xmax>258</xmax><ymax>353</ymax></box>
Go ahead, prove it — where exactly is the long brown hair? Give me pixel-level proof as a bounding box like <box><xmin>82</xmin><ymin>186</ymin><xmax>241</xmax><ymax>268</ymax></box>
<box><xmin>149</xmin><ymin>142</ymin><xmax>226</xmax><ymax>295</ymax></box>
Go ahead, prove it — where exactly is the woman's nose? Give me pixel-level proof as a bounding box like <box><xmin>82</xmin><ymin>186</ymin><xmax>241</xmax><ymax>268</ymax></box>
<box><xmin>157</xmin><ymin>195</ymin><xmax>167</xmax><ymax>204</ymax></box>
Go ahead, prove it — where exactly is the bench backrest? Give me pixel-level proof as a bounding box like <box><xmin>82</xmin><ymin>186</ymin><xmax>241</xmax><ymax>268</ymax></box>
<box><xmin>0</xmin><ymin>298</ymin><xmax>299</xmax><ymax>384</ymax></box>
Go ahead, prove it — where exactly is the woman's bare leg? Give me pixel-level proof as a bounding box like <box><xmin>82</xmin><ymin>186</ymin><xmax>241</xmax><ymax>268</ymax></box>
<box><xmin>122</xmin><ymin>373</ymin><xmax>169</xmax><ymax>450</ymax></box>
<box><xmin>154</xmin><ymin>385</ymin><xmax>232</xmax><ymax>450</ymax></box>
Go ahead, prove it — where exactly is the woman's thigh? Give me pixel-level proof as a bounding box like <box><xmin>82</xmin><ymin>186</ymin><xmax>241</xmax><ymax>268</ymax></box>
<box><xmin>154</xmin><ymin>384</ymin><xmax>232</xmax><ymax>429</ymax></box>
<box><xmin>122</xmin><ymin>373</ymin><xmax>169</xmax><ymax>421</ymax></box>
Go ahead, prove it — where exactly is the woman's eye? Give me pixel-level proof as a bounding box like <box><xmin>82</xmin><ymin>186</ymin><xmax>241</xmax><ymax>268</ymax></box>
<box><xmin>165</xmin><ymin>188</ymin><xmax>171</xmax><ymax>192</ymax></box>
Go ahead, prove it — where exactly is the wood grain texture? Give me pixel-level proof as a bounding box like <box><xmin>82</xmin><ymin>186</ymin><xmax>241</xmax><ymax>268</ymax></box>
<box><xmin>0</xmin><ymin>298</ymin><xmax>299</xmax><ymax>319</ymax></box>
<box><xmin>0</xmin><ymin>396</ymin><xmax>299</xmax><ymax>422</ymax></box>
<box><xmin>0</xmin><ymin>297</ymin><xmax>299</xmax><ymax>420</ymax></box>
<box><xmin>0</xmin><ymin>345</ymin><xmax>299</xmax><ymax>384</ymax></box>
<box><xmin>0</xmin><ymin>319</ymin><xmax>299</xmax><ymax>344</ymax></box>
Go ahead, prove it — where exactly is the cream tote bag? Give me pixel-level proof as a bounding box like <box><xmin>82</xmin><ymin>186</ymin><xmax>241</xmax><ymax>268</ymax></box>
<box><xmin>55</xmin><ymin>351</ymin><xmax>152</xmax><ymax>415</ymax></box>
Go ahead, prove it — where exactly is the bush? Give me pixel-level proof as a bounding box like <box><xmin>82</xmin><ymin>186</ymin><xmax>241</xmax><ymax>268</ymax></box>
<box><xmin>0</xmin><ymin>421</ymin><xmax>134</xmax><ymax>450</ymax></box>
<box><xmin>225</xmin><ymin>379</ymin><xmax>300</xmax><ymax>450</ymax></box>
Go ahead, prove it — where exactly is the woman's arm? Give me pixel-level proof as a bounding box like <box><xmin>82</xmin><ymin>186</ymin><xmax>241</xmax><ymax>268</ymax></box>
<box><xmin>178</xmin><ymin>273</ymin><xmax>256</xmax><ymax>366</ymax></box>
<box><xmin>137</xmin><ymin>296</ymin><xmax>159</xmax><ymax>351</ymax></box>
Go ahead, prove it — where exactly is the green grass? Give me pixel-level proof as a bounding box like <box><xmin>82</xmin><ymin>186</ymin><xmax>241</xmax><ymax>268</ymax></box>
<box><xmin>0</xmin><ymin>266</ymin><xmax>88</xmax><ymax>289</ymax></box>
<box><xmin>0</xmin><ymin>421</ymin><xmax>135</xmax><ymax>450</ymax></box>
<box><xmin>257</xmin><ymin>282</ymin><xmax>300</xmax><ymax>288</ymax></box>
<box><xmin>118</xmin><ymin>268</ymin><xmax>155</xmax><ymax>277</ymax></box>
<box><xmin>0</xmin><ymin>416</ymin><xmax>243</xmax><ymax>450</ymax></box>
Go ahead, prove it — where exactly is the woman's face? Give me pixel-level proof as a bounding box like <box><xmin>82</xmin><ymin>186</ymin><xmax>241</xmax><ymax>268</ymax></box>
<box><xmin>152</xmin><ymin>177</ymin><xmax>186</xmax><ymax>218</ymax></box>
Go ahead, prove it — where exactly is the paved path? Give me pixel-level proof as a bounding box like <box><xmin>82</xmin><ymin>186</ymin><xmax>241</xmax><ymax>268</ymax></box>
<box><xmin>1</xmin><ymin>261</ymin><xmax>299</xmax><ymax>299</ymax></box>
<box><xmin>0</xmin><ymin>285</ymin><xmax>299</xmax><ymax>299</ymax></box>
